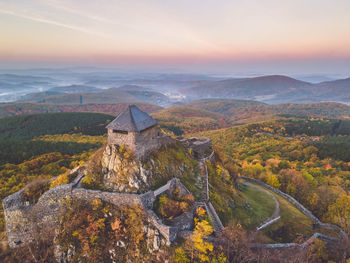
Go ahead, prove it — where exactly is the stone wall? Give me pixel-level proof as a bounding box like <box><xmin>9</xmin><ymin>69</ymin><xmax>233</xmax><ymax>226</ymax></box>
<box><xmin>3</xmin><ymin>184</ymin><xmax>73</xmax><ymax>248</ymax></box>
<box><xmin>107</xmin><ymin>126</ymin><xmax>170</xmax><ymax>160</ymax></box>
<box><xmin>177</xmin><ymin>137</ymin><xmax>213</xmax><ymax>160</ymax></box>
<box><xmin>241</xmin><ymin>176</ymin><xmax>320</xmax><ymax>223</ymax></box>
<box><xmin>4</xmin><ymin>183</ymin><xmax>168</xmax><ymax>248</ymax></box>
<box><xmin>107</xmin><ymin>129</ymin><xmax>136</xmax><ymax>152</ymax></box>
<box><xmin>240</xmin><ymin>176</ymin><xmax>348</xmax><ymax>258</ymax></box>
<box><xmin>134</xmin><ymin>126</ymin><xmax>161</xmax><ymax>159</ymax></box>
<box><xmin>3</xmin><ymin>177</ymin><xmax>194</xmax><ymax>249</ymax></box>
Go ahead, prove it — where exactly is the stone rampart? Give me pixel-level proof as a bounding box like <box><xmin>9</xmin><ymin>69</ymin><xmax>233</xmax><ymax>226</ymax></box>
<box><xmin>4</xmin><ymin>185</ymin><xmax>156</xmax><ymax>248</ymax></box>
<box><xmin>3</xmin><ymin>184</ymin><xmax>73</xmax><ymax>248</ymax></box>
<box><xmin>177</xmin><ymin>137</ymin><xmax>213</xmax><ymax>160</ymax></box>
<box><xmin>240</xmin><ymin>176</ymin><xmax>320</xmax><ymax>223</ymax></box>
<box><xmin>3</xmin><ymin>177</ymin><xmax>193</xmax><ymax>249</ymax></box>
<box><xmin>240</xmin><ymin>176</ymin><xmax>348</xmax><ymax>257</ymax></box>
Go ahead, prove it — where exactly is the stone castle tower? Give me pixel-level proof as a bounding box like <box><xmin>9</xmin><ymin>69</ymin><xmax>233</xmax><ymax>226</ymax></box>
<box><xmin>106</xmin><ymin>105</ymin><xmax>162</xmax><ymax>159</ymax></box>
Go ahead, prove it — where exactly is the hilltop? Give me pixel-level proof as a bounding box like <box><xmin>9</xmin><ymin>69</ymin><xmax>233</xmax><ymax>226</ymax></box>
<box><xmin>182</xmin><ymin>75</ymin><xmax>313</xmax><ymax>101</ymax></box>
<box><xmin>182</xmin><ymin>75</ymin><xmax>350</xmax><ymax>104</ymax></box>
<box><xmin>1</xmin><ymin>106</ymin><xmax>228</xmax><ymax>262</ymax></box>
<box><xmin>152</xmin><ymin>105</ymin><xmax>233</xmax><ymax>134</ymax></box>
<box><xmin>184</xmin><ymin>99</ymin><xmax>350</xmax><ymax>124</ymax></box>
<box><xmin>0</xmin><ymin>102</ymin><xmax>162</xmax><ymax>118</ymax></box>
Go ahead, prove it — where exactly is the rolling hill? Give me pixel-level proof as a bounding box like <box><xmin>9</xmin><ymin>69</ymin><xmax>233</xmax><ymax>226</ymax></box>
<box><xmin>151</xmin><ymin>105</ymin><xmax>234</xmax><ymax>134</ymax></box>
<box><xmin>184</xmin><ymin>99</ymin><xmax>350</xmax><ymax>124</ymax></box>
<box><xmin>17</xmin><ymin>88</ymin><xmax>135</xmax><ymax>104</ymax></box>
<box><xmin>17</xmin><ymin>86</ymin><xmax>171</xmax><ymax>106</ymax></box>
<box><xmin>182</xmin><ymin>75</ymin><xmax>350</xmax><ymax>104</ymax></box>
<box><xmin>182</xmin><ymin>75</ymin><xmax>313</xmax><ymax>101</ymax></box>
<box><xmin>48</xmin><ymin>84</ymin><xmax>101</xmax><ymax>94</ymax></box>
<box><xmin>0</xmin><ymin>103</ymin><xmax>162</xmax><ymax>118</ymax></box>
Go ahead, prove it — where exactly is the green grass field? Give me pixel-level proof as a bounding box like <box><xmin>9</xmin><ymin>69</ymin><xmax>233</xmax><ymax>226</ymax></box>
<box><xmin>260</xmin><ymin>189</ymin><xmax>314</xmax><ymax>243</ymax></box>
<box><xmin>221</xmin><ymin>182</ymin><xmax>275</xmax><ymax>230</ymax></box>
<box><xmin>240</xmin><ymin>181</ymin><xmax>315</xmax><ymax>243</ymax></box>
<box><xmin>218</xmin><ymin>179</ymin><xmax>318</xmax><ymax>244</ymax></box>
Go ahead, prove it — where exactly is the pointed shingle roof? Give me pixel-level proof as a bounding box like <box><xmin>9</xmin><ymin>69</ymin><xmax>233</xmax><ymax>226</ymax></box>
<box><xmin>106</xmin><ymin>105</ymin><xmax>157</xmax><ymax>132</ymax></box>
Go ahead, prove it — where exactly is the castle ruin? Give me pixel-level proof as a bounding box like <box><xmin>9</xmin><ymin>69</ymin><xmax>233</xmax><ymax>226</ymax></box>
<box><xmin>106</xmin><ymin>105</ymin><xmax>162</xmax><ymax>159</ymax></box>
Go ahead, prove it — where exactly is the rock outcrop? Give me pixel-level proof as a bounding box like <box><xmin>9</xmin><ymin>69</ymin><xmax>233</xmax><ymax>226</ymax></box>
<box><xmin>3</xmin><ymin>136</ymin><xmax>216</xmax><ymax>262</ymax></box>
<box><xmin>100</xmin><ymin>138</ymin><xmax>204</xmax><ymax>193</ymax></box>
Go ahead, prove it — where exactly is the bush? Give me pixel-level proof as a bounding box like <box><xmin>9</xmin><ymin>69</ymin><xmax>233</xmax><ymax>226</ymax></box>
<box><xmin>154</xmin><ymin>186</ymin><xmax>194</xmax><ymax>221</ymax></box>
<box><xmin>50</xmin><ymin>173</ymin><xmax>69</xmax><ymax>189</ymax></box>
<box><xmin>81</xmin><ymin>147</ymin><xmax>104</xmax><ymax>190</ymax></box>
<box><xmin>58</xmin><ymin>199</ymin><xmax>155</xmax><ymax>262</ymax></box>
<box><xmin>23</xmin><ymin>179</ymin><xmax>50</xmax><ymax>204</ymax></box>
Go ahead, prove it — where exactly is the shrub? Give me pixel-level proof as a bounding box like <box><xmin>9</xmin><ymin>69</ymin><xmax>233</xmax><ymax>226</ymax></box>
<box><xmin>58</xmin><ymin>199</ymin><xmax>153</xmax><ymax>262</ymax></box>
<box><xmin>50</xmin><ymin>173</ymin><xmax>69</xmax><ymax>189</ymax></box>
<box><xmin>155</xmin><ymin>187</ymin><xmax>195</xmax><ymax>221</ymax></box>
<box><xmin>23</xmin><ymin>179</ymin><xmax>50</xmax><ymax>204</ymax></box>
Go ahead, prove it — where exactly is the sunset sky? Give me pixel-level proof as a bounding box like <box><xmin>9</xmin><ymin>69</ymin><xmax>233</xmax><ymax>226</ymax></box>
<box><xmin>1</xmin><ymin>0</ymin><xmax>350</xmax><ymax>74</ymax></box>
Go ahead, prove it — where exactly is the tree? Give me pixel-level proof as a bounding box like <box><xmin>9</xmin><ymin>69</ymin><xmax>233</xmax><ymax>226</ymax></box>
<box><xmin>217</xmin><ymin>223</ymin><xmax>253</xmax><ymax>263</ymax></box>
<box><xmin>192</xmin><ymin>220</ymin><xmax>214</xmax><ymax>262</ymax></box>
<box><xmin>326</xmin><ymin>194</ymin><xmax>350</xmax><ymax>234</ymax></box>
<box><xmin>174</xmin><ymin>248</ymin><xmax>190</xmax><ymax>263</ymax></box>
<box><xmin>266</xmin><ymin>175</ymin><xmax>281</xmax><ymax>189</ymax></box>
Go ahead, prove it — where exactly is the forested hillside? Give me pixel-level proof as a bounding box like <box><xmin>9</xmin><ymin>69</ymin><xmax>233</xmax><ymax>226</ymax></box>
<box><xmin>0</xmin><ymin>112</ymin><xmax>112</xmax><ymax>164</ymax></box>
<box><xmin>195</xmin><ymin>118</ymin><xmax>350</xmax><ymax>237</ymax></box>
<box><xmin>152</xmin><ymin>106</ymin><xmax>234</xmax><ymax>135</ymax></box>
<box><xmin>0</xmin><ymin>103</ymin><xmax>162</xmax><ymax>118</ymax></box>
<box><xmin>185</xmin><ymin>99</ymin><xmax>350</xmax><ymax>122</ymax></box>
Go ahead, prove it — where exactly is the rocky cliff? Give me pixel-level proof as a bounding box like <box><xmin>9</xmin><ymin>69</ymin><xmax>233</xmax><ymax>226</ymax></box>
<box><xmin>100</xmin><ymin>141</ymin><xmax>200</xmax><ymax>193</ymax></box>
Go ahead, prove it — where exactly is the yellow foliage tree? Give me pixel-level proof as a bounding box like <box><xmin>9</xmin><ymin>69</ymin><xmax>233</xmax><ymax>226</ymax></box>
<box><xmin>266</xmin><ymin>174</ymin><xmax>281</xmax><ymax>189</ymax></box>
<box><xmin>326</xmin><ymin>194</ymin><xmax>350</xmax><ymax>233</ymax></box>
<box><xmin>192</xmin><ymin>219</ymin><xmax>214</xmax><ymax>262</ymax></box>
<box><xmin>50</xmin><ymin>173</ymin><xmax>69</xmax><ymax>189</ymax></box>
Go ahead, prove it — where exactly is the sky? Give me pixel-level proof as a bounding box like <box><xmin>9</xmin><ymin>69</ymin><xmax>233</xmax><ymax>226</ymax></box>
<box><xmin>1</xmin><ymin>0</ymin><xmax>350</xmax><ymax>75</ymax></box>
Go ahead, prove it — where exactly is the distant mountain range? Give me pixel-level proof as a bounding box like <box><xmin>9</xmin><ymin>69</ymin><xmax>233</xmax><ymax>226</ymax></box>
<box><xmin>48</xmin><ymin>84</ymin><xmax>101</xmax><ymax>94</ymax></box>
<box><xmin>0</xmin><ymin>102</ymin><xmax>161</xmax><ymax>118</ymax></box>
<box><xmin>182</xmin><ymin>75</ymin><xmax>350</xmax><ymax>104</ymax></box>
<box><xmin>2</xmin><ymin>71</ymin><xmax>350</xmax><ymax>106</ymax></box>
<box><xmin>17</xmin><ymin>85</ymin><xmax>171</xmax><ymax>106</ymax></box>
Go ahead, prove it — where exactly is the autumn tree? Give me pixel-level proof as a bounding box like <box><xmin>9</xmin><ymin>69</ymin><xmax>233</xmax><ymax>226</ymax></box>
<box><xmin>326</xmin><ymin>194</ymin><xmax>350</xmax><ymax>234</ymax></box>
<box><xmin>217</xmin><ymin>223</ymin><xmax>253</xmax><ymax>263</ymax></box>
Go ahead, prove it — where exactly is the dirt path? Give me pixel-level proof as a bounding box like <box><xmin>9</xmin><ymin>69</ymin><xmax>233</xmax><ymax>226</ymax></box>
<box><xmin>244</xmin><ymin>182</ymin><xmax>280</xmax><ymax>231</ymax></box>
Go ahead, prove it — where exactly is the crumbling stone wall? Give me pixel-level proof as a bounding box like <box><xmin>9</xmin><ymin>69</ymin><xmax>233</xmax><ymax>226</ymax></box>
<box><xmin>3</xmin><ymin>135</ymin><xmax>214</xmax><ymax>256</ymax></box>
<box><xmin>3</xmin><ymin>177</ymin><xmax>194</xmax><ymax>249</ymax></box>
<box><xmin>241</xmin><ymin>176</ymin><xmax>320</xmax><ymax>223</ymax></box>
<box><xmin>241</xmin><ymin>176</ymin><xmax>348</xmax><ymax>259</ymax></box>
<box><xmin>177</xmin><ymin>137</ymin><xmax>213</xmax><ymax>159</ymax></box>
<box><xmin>3</xmin><ymin>184</ymin><xmax>168</xmax><ymax>248</ymax></box>
<box><xmin>3</xmin><ymin>184</ymin><xmax>73</xmax><ymax>248</ymax></box>
<box><xmin>134</xmin><ymin>126</ymin><xmax>162</xmax><ymax>159</ymax></box>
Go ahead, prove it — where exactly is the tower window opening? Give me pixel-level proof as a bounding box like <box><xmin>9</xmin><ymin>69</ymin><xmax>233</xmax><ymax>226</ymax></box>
<box><xmin>113</xmin><ymin>130</ymin><xmax>128</xmax><ymax>134</ymax></box>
